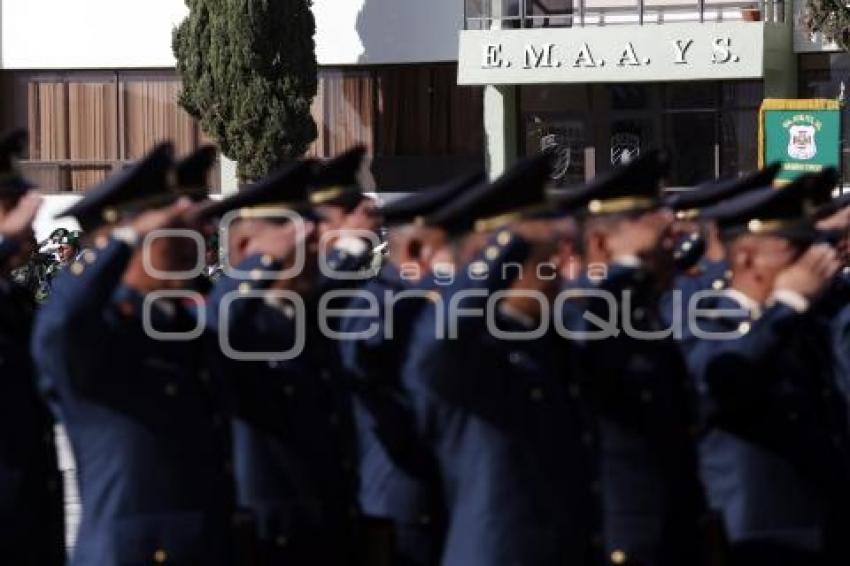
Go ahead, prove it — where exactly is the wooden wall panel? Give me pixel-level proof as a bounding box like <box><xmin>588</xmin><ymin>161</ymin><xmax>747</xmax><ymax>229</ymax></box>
<box><xmin>33</xmin><ymin>82</ymin><xmax>68</xmax><ymax>161</ymax></box>
<box><xmin>1</xmin><ymin>64</ymin><xmax>482</xmax><ymax>191</ymax></box>
<box><xmin>68</xmin><ymin>81</ymin><xmax>119</xmax><ymax>189</ymax></box>
<box><xmin>322</xmin><ymin>72</ymin><xmax>374</xmax><ymax>157</ymax></box>
<box><xmin>123</xmin><ymin>78</ymin><xmax>196</xmax><ymax>159</ymax></box>
<box><xmin>306</xmin><ymin>77</ymin><xmax>325</xmax><ymax>158</ymax></box>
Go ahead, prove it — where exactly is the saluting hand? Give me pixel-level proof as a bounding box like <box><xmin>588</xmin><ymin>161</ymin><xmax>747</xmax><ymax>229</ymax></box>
<box><xmin>339</xmin><ymin>199</ymin><xmax>380</xmax><ymax>235</ymax></box>
<box><xmin>245</xmin><ymin>220</ymin><xmax>316</xmax><ymax>263</ymax></box>
<box><xmin>605</xmin><ymin>209</ymin><xmax>673</xmax><ymax>260</ymax></box>
<box><xmin>0</xmin><ymin>192</ymin><xmax>41</xmax><ymax>242</ymax></box>
<box><xmin>0</xmin><ymin>192</ymin><xmax>41</xmax><ymax>239</ymax></box>
<box><xmin>129</xmin><ymin>197</ymin><xmax>195</xmax><ymax>238</ymax></box>
<box><xmin>320</xmin><ymin>199</ymin><xmax>379</xmax><ymax>252</ymax></box>
<box><xmin>774</xmin><ymin>243</ymin><xmax>841</xmax><ymax>301</ymax></box>
<box><xmin>816</xmin><ymin>206</ymin><xmax>850</xmax><ymax>232</ymax></box>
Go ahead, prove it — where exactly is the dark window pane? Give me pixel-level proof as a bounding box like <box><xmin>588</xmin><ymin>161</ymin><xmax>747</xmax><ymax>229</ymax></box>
<box><xmin>521</xmin><ymin>84</ymin><xmax>590</xmax><ymax>185</ymax></box>
<box><xmin>526</xmin><ymin>0</ymin><xmax>574</xmax><ymax>28</ymax></box>
<box><xmin>665</xmin><ymin>112</ymin><xmax>716</xmax><ymax>185</ymax></box>
<box><xmin>608</xmin><ymin>119</ymin><xmax>654</xmax><ymax>168</ymax></box>
<box><xmin>521</xmin><ymin>84</ymin><xmax>589</xmax><ymax>114</ymax></box>
<box><xmin>719</xmin><ymin>110</ymin><xmax>758</xmax><ymax>177</ymax></box>
<box><xmin>721</xmin><ymin>80</ymin><xmax>763</xmax><ymax>108</ymax></box>
<box><xmin>798</xmin><ymin>53</ymin><xmax>830</xmax><ymax>72</ymax></box>
<box><xmin>666</xmin><ymin>82</ymin><xmax>716</xmax><ymax>110</ymax></box>
<box><xmin>824</xmin><ymin>52</ymin><xmax>850</xmax><ymax>71</ymax></box>
<box><xmin>525</xmin><ymin>115</ymin><xmax>587</xmax><ymax>186</ymax></box>
<box><xmin>465</xmin><ymin>0</ymin><xmax>521</xmax><ymax>28</ymax></box>
<box><xmin>611</xmin><ymin>85</ymin><xmax>649</xmax><ymax>110</ymax></box>
<box><xmin>798</xmin><ymin>53</ymin><xmax>849</xmax><ymax>99</ymax></box>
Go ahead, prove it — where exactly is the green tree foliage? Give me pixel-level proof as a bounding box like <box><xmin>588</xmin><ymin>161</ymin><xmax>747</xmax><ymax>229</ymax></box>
<box><xmin>801</xmin><ymin>0</ymin><xmax>850</xmax><ymax>51</ymax></box>
<box><xmin>173</xmin><ymin>0</ymin><xmax>318</xmax><ymax>180</ymax></box>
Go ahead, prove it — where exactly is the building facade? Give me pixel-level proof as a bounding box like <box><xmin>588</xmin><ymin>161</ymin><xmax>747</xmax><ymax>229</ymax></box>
<box><xmin>0</xmin><ymin>0</ymin><xmax>846</xmax><ymax>194</ymax></box>
<box><xmin>460</xmin><ymin>0</ymin><xmax>849</xmax><ymax>186</ymax></box>
<box><xmin>0</xmin><ymin>0</ymin><xmax>482</xmax><ymax>193</ymax></box>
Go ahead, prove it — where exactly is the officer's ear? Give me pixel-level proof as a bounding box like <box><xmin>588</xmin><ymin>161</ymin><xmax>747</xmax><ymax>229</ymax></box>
<box><xmin>0</xmin><ymin>195</ymin><xmax>19</xmax><ymax>217</ymax></box>
<box><xmin>729</xmin><ymin>239</ymin><xmax>755</xmax><ymax>271</ymax></box>
<box><xmin>406</xmin><ymin>237</ymin><xmax>423</xmax><ymax>260</ymax></box>
<box><xmin>407</xmin><ymin>236</ymin><xmax>436</xmax><ymax>272</ymax></box>
<box><xmin>584</xmin><ymin>228</ymin><xmax>608</xmax><ymax>263</ymax></box>
<box><xmin>227</xmin><ymin>222</ymin><xmax>254</xmax><ymax>264</ymax></box>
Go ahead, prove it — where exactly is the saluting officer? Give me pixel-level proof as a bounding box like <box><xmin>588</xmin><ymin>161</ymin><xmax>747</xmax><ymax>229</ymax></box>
<box><xmin>401</xmin><ymin>154</ymin><xmax>599</xmax><ymax>566</ymax></box>
<box><xmin>556</xmin><ymin>150</ymin><xmax>710</xmax><ymax>566</ymax></box>
<box><xmin>338</xmin><ymin>171</ymin><xmax>483</xmax><ymax>566</ymax></box>
<box><xmin>660</xmin><ymin>163</ymin><xmax>783</xmax><ymax>327</ymax></box>
<box><xmin>171</xmin><ymin>146</ymin><xmax>220</xmax><ymax>296</ymax></box>
<box><xmin>814</xmin><ymin>193</ymin><xmax>850</xmax><ymax>419</ymax></box>
<box><xmin>0</xmin><ymin>129</ymin><xmax>65</xmax><ymax>565</ymax></box>
<box><xmin>309</xmin><ymin>146</ymin><xmax>379</xmax><ymax>278</ymax></box>
<box><xmin>309</xmin><ymin>146</ymin><xmax>372</xmax><ymax>231</ymax></box>
<box><xmin>203</xmin><ymin>154</ymin><xmax>373</xmax><ymax>566</ymax></box>
<box><xmin>684</xmin><ymin>168</ymin><xmax>850</xmax><ymax>566</ymax></box>
<box><xmin>32</xmin><ymin>143</ymin><xmax>238</xmax><ymax>566</ymax></box>
<box><xmin>45</xmin><ymin>232</ymin><xmax>81</xmax><ymax>286</ymax></box>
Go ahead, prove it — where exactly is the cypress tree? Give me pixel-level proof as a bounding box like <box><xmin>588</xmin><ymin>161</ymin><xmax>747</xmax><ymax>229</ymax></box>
<box><xmin>173</xmin><ymin>0</ymin><xmax>318</xmax><ymax>181</ymax></box>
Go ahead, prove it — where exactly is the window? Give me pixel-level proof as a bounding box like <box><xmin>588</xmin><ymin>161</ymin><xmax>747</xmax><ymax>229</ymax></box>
<box><xmin>521</xmin><ymin>84</ymin><xmax>591</xmax><ymax>186</ymax></box>
<box><xmin>520</xmin><ymin>80</ymin><xmax>763</xmax><ymax>186</ymax></box>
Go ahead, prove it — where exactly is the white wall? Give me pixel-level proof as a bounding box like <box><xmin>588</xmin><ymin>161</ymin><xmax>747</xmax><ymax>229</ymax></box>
<box><xmin>313</xmin><ymin>0</ymin><xmax>461</xmax><ymax>65</ymax></box>
<box><xmin>0</xmin><ymin>0</ymin><xmax>460</xmax><ymax>69</ymax></box>
<box><xmin>1</xmin><ymin>0</ymin><xmax>189</xmax><ymax>68</ymax></box>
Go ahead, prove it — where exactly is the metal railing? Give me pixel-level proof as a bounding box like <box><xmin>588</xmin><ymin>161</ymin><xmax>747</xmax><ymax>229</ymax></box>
<box><xmin>463</xmin><ymin>0</ymin><xmax>785</xmax><ymax>29</ymax></box>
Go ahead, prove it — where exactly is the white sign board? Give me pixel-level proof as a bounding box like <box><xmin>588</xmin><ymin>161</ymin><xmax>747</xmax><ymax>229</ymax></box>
<box><xmin>458</xmin><ymin>23</ymin><xmax>766</xmax><ymax>85</ymax></box>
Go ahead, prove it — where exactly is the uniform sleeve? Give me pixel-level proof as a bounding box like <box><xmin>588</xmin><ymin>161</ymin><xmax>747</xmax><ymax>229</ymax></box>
<box><xmin>683</xmin><ymin>302</ymin><xmax>806</xmax><ymax>414</ymax></box>
<box><xmin>206</xmin><ymin>254</ymin><xmax>302</xmax><ymax>433</ymax></box>
<box><xmin>660</xmin><ymin>260</ymin><xmax>729</xmax><ymax>328</ymax></box>
<box><xmin>47</xmin><ymin>238</ymin><xmax>132</xmax><ymax>325</ymax></box>
<box><xmin>338</xmin><ymin>287</ymin><xmax>387</xmax><ymax>383</ymax></box>
<box><xmin>206</xmin><ymin>254</ymin><xmax>284</xmax><ymax>332</ymax></box>
<box><xmin>398</xmin><ymin>231</ymin><xmax>531</xmax><ymax>426</ymax></box>
<box><xmin>435</xmin><ymin>230</ymin><xmax>530</xmax><ymax>338</ymax></box>
<box><xmin>830</xmin><ymin>305</ymin><xmax>850</xmax><ymax>403</ymax></box>
<box><xmin>0</xmin><ymin>237</ymin><xmax>20</xmax><ymax>265</ymax></box>
<box><xmin>316</xmin><ymin>244</ymin><xmax>373</xmax><ymax>295</ymax></box>
<box><xmin>31</xmin><ymin>238</ymin><xmax>133</xmax><ymax>396</ymax></box>
<box><xmin>573</xmin><ymin>263</ymin><xmax>693</xmax><ymax>428</ymax></box>
<box><xmin>339</xmin><ymin>288</ymin><xmax>439</xmax><ymax>477</ymax></box>
<box><xmin>207</xmin><ymin>254</ymin><xmax>301</xmax><ymax>360</ymax></box>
